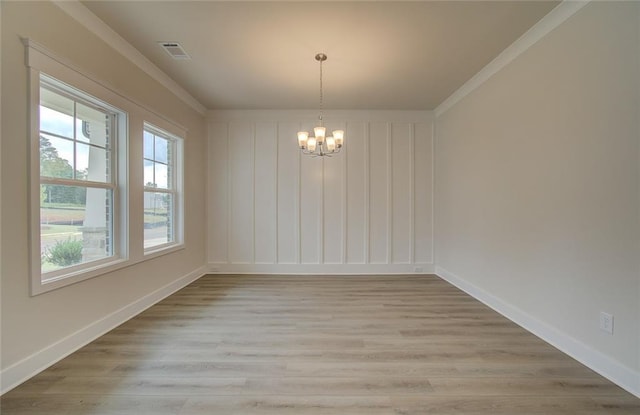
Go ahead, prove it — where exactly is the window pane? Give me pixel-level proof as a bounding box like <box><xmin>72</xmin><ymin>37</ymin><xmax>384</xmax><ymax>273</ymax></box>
<box><xmin>76</xmin><ymin>103</ymin><xmax>109</xmax><ymax>147</ymax></box>
<box><xmin>154</xmin><ymin>136</ymin><xmax>168</xmax><ymax>163</ymax></box>
<box><xmin>40</xmin><ymin>89</ymin><xmax>74</xmax><ymax>138</ymax></box>
<box><xmin>41</xmin><ymin>186</ymin><xmax>113</xmax><ymax>274</ymax></box>
<box><xmin>76</xmin><ymin>143</ymin><xmax>109</xmax><ymax>182</ymax></box>
<box><xmin>144</xmin><ymin>192</ymin><xmax>173</xmax><ymax>248</ymax></box>
<box><xmin>143</xmin><ymin>131</ymin><xmax>154</xmax><ymax>159</ymax></box>
<box><xmin>143</xmin><ymin>124</ymin><xmax>180</xmax><ymax>253</ymax></box>
<box><xmin>155</xmin><ymin>163</ymin><xmax>168</xmax><ymax>189</ymax></box>
<box><xmin>144</xmin><ymin>159</ymin><xmax>154</xmax><ymax>187</ymax></box>
<box><xmin>40</xmin><ymin>134</ymin><xmax>74</xmax><ymax>179</ymax></box>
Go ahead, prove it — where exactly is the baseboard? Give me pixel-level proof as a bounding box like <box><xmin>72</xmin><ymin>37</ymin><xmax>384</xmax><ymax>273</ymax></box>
<box><xmin>435</xmin><ymin>266</ymin><xmax>640</xmax><ymax>399</ymax></box>
<box><xmin>208</xmin><ymin>263</ymin><xmax>434</xmax><ymax>275</ymax></box>
<box><xmin>0</xmin><ymin>265</ymin><xmax>207</xmax><ymax>395</ymax></box>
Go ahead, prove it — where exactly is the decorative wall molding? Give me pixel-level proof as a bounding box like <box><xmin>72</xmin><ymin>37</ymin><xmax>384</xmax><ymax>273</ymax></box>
<box><xmin>208</xmin><ymin>112</ymin><xmax>434</xmax><ymax>271</ymax></box>
<box><xmin>210</xmin><ymin>263</ymin><xmax>434</xmax><ymax>275</ymax></box>
<box><xmin>434</xmin><ymin>0</ymin><xmax>589</xmax><ymax>117</ymax></box>
<box><xmin>435</xmin><ymin>267</ymin><xmax>640</xmax><ymax>399</ymax></box>
<box><xmin>52</xmin><ymin>0</ymin><xmax>206</xmax><ymax>115</ymax></box>
<box><xmin>0</xmin><ymin>266</ymin><xmax>207</xmax><ymax>395</ymax></box>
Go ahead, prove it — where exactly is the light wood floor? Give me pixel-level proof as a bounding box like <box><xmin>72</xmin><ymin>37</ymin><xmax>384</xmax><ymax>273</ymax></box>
<box><xmin>2</xmin><ymin>274</ymin><xmax>639</xmax><ymax>414</ymax></box>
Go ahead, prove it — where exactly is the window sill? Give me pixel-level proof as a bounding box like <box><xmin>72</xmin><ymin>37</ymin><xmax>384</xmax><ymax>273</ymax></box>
<box><xmin>34</xmin><ymin>257</ymin><xmax>130</xmax><ymax>296</ymax></box>
<box><xmin>144</xmin><ymin>243</ymin><xmax>185</xmax><ymax>260</ymax></box>
<box><xmin>32</xmin><ymin>243</ymin><xmax>186</xmax><ymax>296</ymax></box>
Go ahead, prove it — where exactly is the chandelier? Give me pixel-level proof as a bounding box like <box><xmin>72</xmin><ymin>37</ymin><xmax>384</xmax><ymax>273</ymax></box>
<box><xmin>297</xmin><ymin>53</ymin><xmax>344</xmax><ymax>157</ymax></box>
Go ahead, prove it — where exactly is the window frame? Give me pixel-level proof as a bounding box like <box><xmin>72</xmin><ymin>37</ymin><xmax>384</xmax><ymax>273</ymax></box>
<box><xmin>26</xmin><ymin>39</ymin><xmax>188</xmax><ymax>296</ymax></box>
<box><xmin>38</xmin><ymin>75</ymin><xmax>123</xmax><ymax>280</ymax></box>
<box><xmin>27</xmin><ymin>44</ymin><xmax>130</xmax><ymax>295</ymax></box>
<box><xmin>142</xmin><ymin>123</ymin><xmax>184</xmax><ymax>254</ymax></box>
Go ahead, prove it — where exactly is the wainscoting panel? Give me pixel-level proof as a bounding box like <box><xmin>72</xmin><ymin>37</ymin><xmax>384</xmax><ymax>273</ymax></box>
<box><xmin>208</xmin><ymin>110</ymin><xmax>434</xmax><ymax>273</ymax></box>
<box><xmin>368</xmin><ymin>122</ymin><xmax>391</xmax><ymax>264</ymax></box>
<box><xmin>254</xmin><ymin>121</ymin><xmax>278</xmax><ymax>264</ymax></box>
<box><xmin>323</xmin><ymin>120</ymin><xmax>346</xmax><ymax>265</ymax></box>
<box><xmin>228</xmin><ymin>122</ymin><xmax>254</xmax><ymax>264</ymax></box>
<box><xmin>391</xmin><ymin>123</ymin><xmax>413</xmax><ymax>264</ymax></box>
<box><xmin>346</xmin><ymin>121</ymin><xmax>367</xmax><ymax>265</ymax></box>
<box><xmin>414</xmin><ymin>121</ymin><xmax>434</xmax><ymax>264</ymax></box>
<box><xmin>276</xmin><ymin>121</ymin><xmax>299</xmax><ymax>264</ymax></box>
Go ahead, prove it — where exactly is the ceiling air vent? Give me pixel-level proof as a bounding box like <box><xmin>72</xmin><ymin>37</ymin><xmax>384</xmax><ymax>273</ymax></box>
<box><xmin>158</xmin><ymin>42</ymin><xmax>190</xmax><ymax>60</ymax></box>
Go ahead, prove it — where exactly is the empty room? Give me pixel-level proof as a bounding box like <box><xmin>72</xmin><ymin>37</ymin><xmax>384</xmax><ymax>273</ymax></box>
<box><xmin>1</xmin><ymin>0</ymin><xmax>639</xmax><ymax>413</ymax></box>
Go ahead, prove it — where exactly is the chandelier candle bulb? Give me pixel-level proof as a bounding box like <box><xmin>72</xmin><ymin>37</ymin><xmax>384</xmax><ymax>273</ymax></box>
<box><xmin>333</xmin><ymin>130</ymin><xmax>344</xmax><ymax>147</ymax></box>
<box><xmin>314</xmin><ymin>126</ymin><xmax>326</xmax><ymax>142</ymax></box>
<box><xmin>326</xmin><ymin>137</ymin><xmax>336</xmax><ymax>152</ymax></box>
<box><xmin>297</xmin><ymin>131</ymin><xmax>309</xmax><ymax>148</ymax></box>
<box><xmin>307</xmin><ymin>137</ymin><xmax>317</xmax><ymax>152</ymax></box>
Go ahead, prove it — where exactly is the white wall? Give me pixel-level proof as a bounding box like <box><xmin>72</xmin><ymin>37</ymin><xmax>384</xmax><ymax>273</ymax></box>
<box><xmin>1</xmin><ymin>1</ymin><xmax>207</xmax><ymax>392</ymax></box>
<box><xmin>435</xmin><ymin>1</ymin><xmax>640</xmax><ymax>395</ymax></box>
<box><xmin>208</xmin><ymin>111</ymin><xmax>433</xmax><ymax>274</ymax></box>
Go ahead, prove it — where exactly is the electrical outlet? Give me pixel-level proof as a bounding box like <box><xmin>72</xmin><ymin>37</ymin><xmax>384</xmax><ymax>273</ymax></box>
<box><xmin>599</xmin><ymin>312</ymin><xmax>614</xmax><ymax>335</ymax></box>
<box><xmin>414</xmin><ymin>267</ymin><xmax>423</xmax><ymax>273</ymax></box>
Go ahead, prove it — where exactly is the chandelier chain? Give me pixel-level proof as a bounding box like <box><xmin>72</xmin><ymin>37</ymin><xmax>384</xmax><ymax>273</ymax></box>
<box><xmin>319</xmin><ymin>57</ymin><xmax>323</xmax><ymax>123</ymax></box>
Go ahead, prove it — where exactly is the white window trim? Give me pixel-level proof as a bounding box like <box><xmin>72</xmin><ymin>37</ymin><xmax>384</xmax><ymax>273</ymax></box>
<box><xmin>38</xmin><ymin>75</ymin><xmax>125</xmax><ymax>282</ymax></box>
<box><xmin>143</xmin><ymin>122</ymin><xmax>184</xmax><ymax>255</ymax></box>
<box><xmin>29</xmin><ymin>71</ymin><xmax>129</xmax><ymax>295</ymax></box>
<box><xmin>25</xmin><ymin>39</ymin><xmax>188</xmax><ymax>296</ymax></box>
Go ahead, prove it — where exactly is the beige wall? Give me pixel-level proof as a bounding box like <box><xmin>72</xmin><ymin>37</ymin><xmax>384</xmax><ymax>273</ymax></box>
<box><xmin>435</xmin><ymin>0</ymin><xmax>639</xmax><ymax>380</ymax></box>
<box><xmin>1</xmin><ymin>0</ymin><xmax>206</xmax><ymax>378</ymax></box>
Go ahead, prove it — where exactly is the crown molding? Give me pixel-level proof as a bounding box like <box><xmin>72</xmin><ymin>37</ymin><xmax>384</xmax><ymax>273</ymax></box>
<box><xmin>52</xmin><ymin>0</ymin><xmax>207</xmax><ymax>115</ymax></box>
<box><xmin>434</xmin><ymin>0</ymin><xmax>590</xmax><ymax>118</ymax></box>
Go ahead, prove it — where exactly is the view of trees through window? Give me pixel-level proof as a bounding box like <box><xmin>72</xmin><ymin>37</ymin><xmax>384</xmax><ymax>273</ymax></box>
<box><xmin>36</xmin><ymin>74</ymin><xmax>180</xmax><ymax>284</ymax></box>
<box><xmin>39</xmin><ymin>81</ymin><xmax>114</xmax><ymax>274</ymax></box>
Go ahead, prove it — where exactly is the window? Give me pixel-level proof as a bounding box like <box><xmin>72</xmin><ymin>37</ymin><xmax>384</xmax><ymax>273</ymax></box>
<box><xmin>26</xmin><ymin>40</ymin><xmax>185</xmax><ymax>295</ymax></box>
<box><xmin>143</xmin><ymin>124</ymin><xmax>183</xmax><ymax>251</ymax></box>
<box><xmin>32</xmin><ymin>73</ymin><xmax>127</xmax><ymax>292</ymax></box>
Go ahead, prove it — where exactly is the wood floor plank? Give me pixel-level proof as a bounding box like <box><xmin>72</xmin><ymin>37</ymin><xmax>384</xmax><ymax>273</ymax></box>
<box><xmin>0</xmin><ymin>395</ymin><xmax>186</xmax><ymax>415</ymax></box>
<box><xmin>1</xmin><ymin>274</ymin><xmax>638</xmax><ymax>414</ymax></box>
<box><xmin>179</xmin><ymin>396</ymin><xmax>394</xmax><ymax>415</ymax></box>
<box><xmin>389</xmin><ymin>395</ymin><xmax>640</xmax><ymax>415</ymax></box>
<box><xmin>41</xmin><ymin>376</ymin><xmax>247</xmax><ymax>396</ymax></box>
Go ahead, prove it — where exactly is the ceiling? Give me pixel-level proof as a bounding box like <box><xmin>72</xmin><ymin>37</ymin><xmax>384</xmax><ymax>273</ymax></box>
<box><xmin>81</xmin><ymin>1</ymin><xmax>560</xmax><ymax>111</ymax></box>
